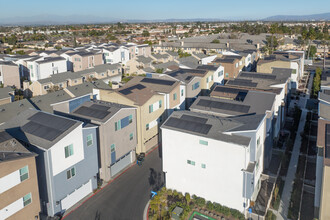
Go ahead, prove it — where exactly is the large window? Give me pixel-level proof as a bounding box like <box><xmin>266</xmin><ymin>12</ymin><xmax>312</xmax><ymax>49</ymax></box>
<box><xmin>23</xmin><ymin>193</ymin><xmax>32</xmax><ymax>207</ymax></box>
<box><xmin>67</xmin><ymin>167</ymin><xmax>76</xmax><ymax>179</ymax></box>
<box><xmin>173</xmin><ymin>93</ymin><xmax>177</xmax><ymax>101</ymax></box>
<box><xmin>64</xmin><ymin>144</ymin><xmax>74</xmax><ymax>158</ymax></box>
<box><xmin>218</xmin><ymin>70</ymin><xmax>223</xmax><ymax>77</ymax></box>
<box><xmin>192</xmin><ymin>82</ymin><xmax>200</xmax><ymax>90</ymax></box>
<box><xmin>115</xmin><ymin>115</ymin><xmax>133</xmax><ymax>131</ymax></box>
<box><xmin>19</xmin><ymin>166</ymin><xmax>29</xmax><ymax>182</ymax></box>
<box><xmin>87</xmin><ymin>134</ymin><xmax>93</xmax><ymax>147</ymax></box>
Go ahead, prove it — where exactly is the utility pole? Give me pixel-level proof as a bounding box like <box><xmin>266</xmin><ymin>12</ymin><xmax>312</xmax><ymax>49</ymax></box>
<box><xmin>323</xmin><ymin>43</ymin><xmax>326</xmax><ymax>71</ymax></box>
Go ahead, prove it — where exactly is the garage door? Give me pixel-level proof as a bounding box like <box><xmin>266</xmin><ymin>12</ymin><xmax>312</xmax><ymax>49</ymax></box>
<box><xmin>110</xmin><ymin>151</ymin><xmax>133</xmax><ymax>177</ymax></box>
<box><xmin>61</xmin><ymin>179</ymin><xmax>92</xmax><ymax>211</ymax></box>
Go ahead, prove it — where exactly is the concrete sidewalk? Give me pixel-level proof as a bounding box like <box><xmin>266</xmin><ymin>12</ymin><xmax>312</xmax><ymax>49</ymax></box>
<box><xmin>277</xmin><ymin>110</ymin><xmax>307</xmax><ymax>219</ymax></box>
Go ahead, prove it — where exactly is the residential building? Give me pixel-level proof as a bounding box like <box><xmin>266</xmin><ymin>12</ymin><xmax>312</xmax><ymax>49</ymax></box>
<box><xmin>69</xmin><ymin>101</ymin><xmax>137</xmax><ymax>182</ymax></box>
<box><xmin>190</xmin><ymin>91</ymin><xmax>275</xmax><ymax>168</ymax></box>
<box><xmin>0</xmin><ymin>61</ymin><xmax>21</xmax><ymax>88</ymax></box>
<box><xmin>211</xmin><ymin>56</ymin><xmax>243</xmax><ymax>80</ymax></box>
<box><xmin>225</xmin><ymin>69</ymin><xmax>292</xmax><ymax>139</ymax></box>
<box><xmin>2</xmin><ymin>109</ymin><xmax>98</xmax><ymax>217</ymax></box>
<box><xmin>103</xmin><ymin>46</ymin><xmax>129</xmax><ymax>65</ymax></box>
<box><xmin>27</xmin><ymin>57</ymin><xmax>67</xmax><ymax>82</ymax></box>
<box><xmin>257</xmin><ymin>51</ymin><xmax>305</xmax><ymax>88</ymax></box>
<box><xmin>0</xmin><ymin>131</ymin><xmax>40</xmax><ymax>220</ymax></box>
<box><xmin>161</xmin><ymin>110</ymin><xmax>266</xmax><ymax>213</ymax></box>
<box><xmin>0</xmin><ymin>87</ymin><xmax>15</xmax><ymax>106</ymax></box>
<box><xmin>96</xmin><ymin>83</ymin><xmax>164</xmax><ymax>154</ymax></box>
<box><xmin>71</xmin><ymin>51</ymin><xmax>103</xmax><ymax>72</ymax></box>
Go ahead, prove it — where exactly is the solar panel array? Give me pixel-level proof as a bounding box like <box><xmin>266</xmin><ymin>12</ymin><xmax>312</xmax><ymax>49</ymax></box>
<box><xmin>213</xmin><ymin>86</ymin><xmax>248</xmax><ymax>94</ymax></box>
<box><xmin>164</xmin><ymin>117</ymin><xmax>211</xmax><ymax>135</ymax></box>
<box><xmin>240</xmin><ymin>72</ymin><xmax>276</xmax><ymax>80</ymax></box>
<box><xmin>227</xmin><ymin>79</ymin><xmax>258</xmax><ymax>88</ymax></box>
<box><xmin>180</xmin><ymin>115</ymin><xmax>208</xmax><ymax>124</ymax></box>
<box><xmin>119</xmin><ymin>84</ymin><xmax>146</xmax><ymax>95</ymax></box>
<box><xmin>74</xmin><ymin>106</ymin><xmax>110</xmax><ymax>120</ymax></box>
<box><xmin>197</xmin><ymin>99</ymin><xmax>250</xmax><ymax>113</ymax></box>
<box><xmin>22</xmin><ymin>112</ymin><xmax>76</xmax><ymax>141</ymax></box>
<box><xmin>141</xmin><ymin>78</ymin><xmax>175</xmax><ymax>86</ymax></box>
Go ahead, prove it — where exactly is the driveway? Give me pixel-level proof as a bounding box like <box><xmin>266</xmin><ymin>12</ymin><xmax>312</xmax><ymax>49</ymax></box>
<box><xmin>63</xmin><ymin>146</ymin><xmax>164</xmax><ymax>220</ymax></box>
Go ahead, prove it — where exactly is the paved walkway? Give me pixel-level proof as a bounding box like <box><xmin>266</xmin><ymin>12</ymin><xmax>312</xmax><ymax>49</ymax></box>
<box><xmin>277</xmin><ymin>110</ymin><xmax>307</xmax><ymax>220</ymax></box>
<box><xmin>276</xmin><ymin>73</ymin><xmax>314</xmax><ymax>219</ymax></box>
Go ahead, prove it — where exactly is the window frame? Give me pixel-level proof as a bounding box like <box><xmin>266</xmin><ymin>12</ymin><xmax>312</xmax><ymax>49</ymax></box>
<box><xmin>23</xmin><ymin>193</ymin><xmax>32</xmax><ymax>207</ymax></box>
<box><xmin>66</xmin><ymin>167</ymin><xmax>76</xmax><ymax>180</ymax></box>
<box><xmin>87</xmin><ymin>134</ymin><xmax>93</xmax><ymax>147</ymax></box>
<box><xmin>110</xmin><ymin>144</ymin><xmax>116</xmax><ymax>153</ymax></box>
<box><xmin>19</xmin><ymin>166</ymin><xmax>29</xmax><ymax>182</ymax></box>
<box><xmin>64</xmin><ymin>144</ymin><xmax>74</xmax><ymax>158</ymax></box>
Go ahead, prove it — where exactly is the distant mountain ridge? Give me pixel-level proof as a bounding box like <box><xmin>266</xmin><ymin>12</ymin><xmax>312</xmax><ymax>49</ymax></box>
<box><xmin>0</xmin><ymin>12</ymin><xmax>329</xmax><ymax>26</ymax></box>
<box><xmin>263</xmin><ymin>12</ymin><xmax>330</xmax><ymax>21</ymax></box>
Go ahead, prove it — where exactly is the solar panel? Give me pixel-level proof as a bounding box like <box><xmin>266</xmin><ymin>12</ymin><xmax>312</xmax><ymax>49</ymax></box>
<box><xmin>164</xmin><ymin>117</ymin><xmax>211</xmax><ymax>135</ymax></box>
<box><xmin>240</xmin><ymin>72</ymin><xmax>276</xmax><ymax>80</ymax></box>
<box><xmin>74</xmin><ymin>106</ymin><xmax>109</xmax><ymax>119</ymax></box>
<box><xmin>227</xmin><ymin>79</ymin><xmax>258</xmax><ymax>88</ymax></box>
<box><xmin>90</xmin><ymin>104</ymin><xmax>110</xmax><ymax>111</ymax></box>
<box><xmin>180</xmin><ymin>115</ymin><xmax>208</xmax><ymax>124</ymax></box>
<box><xmin>197</xmin><ymin>99</ymin><xmax>250</xmax><ymax>113</ymax></box>
<box><xmin>119</xmin><ymin>84</ymin><xmax>146</xmax><ymax>95</ymax></box>
<box><xmin>214</xmin><ymin>86</ymin><xmax>248</xmax><ymax>94</ymax></box>
<box><xmin>141</xmin><ymin>77</ymin><xmax>175</xmax><ymax>86</ymax></box>
<box><xmin>22</xmin><ymin>121</ymin><xmax>62</xmax><ymax>141</ymax></box>
<box><xmin>28</xmin><ymin>112</ymin><xmax>76</xmax><ymax>132</ymax></box>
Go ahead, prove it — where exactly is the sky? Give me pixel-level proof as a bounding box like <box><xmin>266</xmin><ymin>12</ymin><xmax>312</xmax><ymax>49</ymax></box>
<box><xmin>0</xmin><ymin>0</ymin><xmax>330</xmax><ymax>20</ymax></box>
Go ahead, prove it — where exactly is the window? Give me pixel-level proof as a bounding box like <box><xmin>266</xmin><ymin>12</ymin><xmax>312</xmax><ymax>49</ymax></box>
<box><xmin>44</xmin><ymin>85</ymin><xmax>49</xmax><ymax>90</ymax></box>
<box><xmin>66</xmin><ymin>167</ymin><xmax>76</xmax><ymax>179</ymax></box>
<box><xmin>129</xmin><ymin>133</ymin><xmax>133</xmax><ymax>140</ymax></box>
<box><xmin>87</xmin><ymin>134</ymin><xmax>93</xmax><ymax>147</ymax></box>
<box><xmin>192</xmin><ymin>82</ymin><xmax>200</xmax><ymax>90</ymax></box>
<box><xmin>201</xmin><ymin>163</ymin><xmax>206</xmax><ymax>169</ymax></box>
<box><xmin>115</xmin><ymin>120</ymin><xmax>121</xmax><ymax>131</ymax></box>
<box><xmin>129</xmin><ymin>114</ymin><xmax>133</xmax><ymax>123</ymax></box>
<box><xmin>218</xmin><ymin>70</ymin><xmax>223</xmax><ymax>77</ymax></box>
<box><xmin>149</xmin><ymin>104</ymin><xmax>153</xmax><ymax>113</ymax></box>
<box><xmin>187</xmin><ymin>160</ymin><xmax>195</xmax><ymax>166</ymax></box>
<box><xmin>110</xmin><ymin>144</ymin><xmax>116</xmax><ymax>152</ymax></box>
<box><xmin>20</xmin><ymin>166</ymin><xmax>29</xmax><ymax>182</ymax></box>
<box><xmin>64</xmin><ymin>144</ymin><xmax>74</xmax><ymax>158</ymax></box>
<box><xmin>206</xmin><ymin>77</ymin><xmax>209</xmax><ymax>83</ymax></box>
<box><xmin>181</xmin><ymin>89</ymin><xmax>184</xmax><ymax>96</ymax></box>
<box><xmin>199</xmin><ymin>140</ymin><xmax>208</xmax><ymax>146</ymax></box>
<box><xmin>257</xmin><ymin>137</ymin><xmax>260</xmax><ymax>146</ymax></box>
<box><xmin>159</xmin><ymin>100</ymin><xmax>162</xmax><ymax>108</ymax></box>
<box><xmin>225</xmin><ymin>73</ymin><xmax>229</xmax><ymax>78</ymax></box>
<box><xmin>211</xmin><ymin>75</ymin><xmax>213</xmax><ymax>81</ymax></box>
<box><xmin>146</xmin><ymin>123</ymin><xmax>149</xmax><ymax>130</ymax></box>
<box><xmin>173</xmin><ymin>93</ymin><xmax>177</xmax><ymax>101</ymax></box>
<box><xmin>23</xmin><ymin>193</ymin><xmax>32</xmax><ymax>207</ymax></box>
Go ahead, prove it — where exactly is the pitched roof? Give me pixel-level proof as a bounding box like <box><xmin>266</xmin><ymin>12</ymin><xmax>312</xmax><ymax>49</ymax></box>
<box><xmin>0</xmin><ymin>131</ymin><xmax>35</xmax><ymax>163</ymax></box>
<box><xmin>66</xmin><ymin>80</ymin><xmax>110</xmax><ymax>97</ymax></box>
<box><xmin>71</xmin><ymin>100</ymin><xmax>134</xmax><ymax>123</ymax></box>
<box><xmin>1</xmin><ymin>109</ymin><xmax>81</xmax><ymax>150</ymax></box>
<box><xmin>167</xmin><ymin>68</ymin><xmax>208</xmax><ymax>84</ymax></box>
<box><xmin>161</xmin><ymin>110</ymin><xmax>251</xmax><ymax>146</ymax></box>
<box><xmin>125</xmin><ymin>76</ymin><xmax>179</xmax><ymax>94</ymax></box>
<box><xmin>116</xmin><ymin>83</ymin><xmax>158</xmax><ymax>106</ymax></box>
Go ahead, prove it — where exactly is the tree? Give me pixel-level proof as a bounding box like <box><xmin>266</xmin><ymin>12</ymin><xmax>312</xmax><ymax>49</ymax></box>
<box><xmin>307</xmin><ymin>45</ymin><xmax>317</xmax><ymax>59</ymax></box>
<box><xmin>307</xmin><ymin>27</ymin><xmax>316</xmax><ymax>59</ymax></box>
<box><xmin>211</xmin><ymin>39</ymin><xmax>220</xmax><ymax>44</ymax></box>
<box><xmin>142</xmin><ymin>30</ymin><xmax>150</xmax><ymax>37</ymax></box>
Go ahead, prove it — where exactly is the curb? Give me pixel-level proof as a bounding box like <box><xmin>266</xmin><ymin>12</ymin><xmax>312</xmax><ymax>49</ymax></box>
<box><xmin>62</xmin><ymin>144</ymin><xmax>160</xmax><ymax>219</ymax></box>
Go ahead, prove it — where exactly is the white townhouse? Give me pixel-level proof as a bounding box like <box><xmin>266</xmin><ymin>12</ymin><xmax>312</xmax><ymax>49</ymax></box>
<box><xmin>161</xmin><ymin>111</ymin><xmax>266</xmax><ymax>214</ymax></box>
<box><xmin>27</xmin><ymin>57</ymin><xmax>67</xmax><ymax>82</ymax></box>
<box><xmin>2</xmin><ymin>109</ymin><xmax>98</xmax><ymax>217</ymax></box>
<box><xmin>103</xmin><ymin>46</ymin><xmax>130</xmax><ymax>65</ymax></box>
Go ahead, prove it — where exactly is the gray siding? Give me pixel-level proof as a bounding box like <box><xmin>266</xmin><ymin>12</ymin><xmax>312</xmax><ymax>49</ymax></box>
<box><xmin>52</xmin><ymin>126</ymin><xmax>98</xmax><ymax>215</ymax></box>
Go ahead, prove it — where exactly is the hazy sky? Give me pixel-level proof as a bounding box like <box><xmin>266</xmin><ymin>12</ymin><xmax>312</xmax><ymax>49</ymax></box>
<box><xmin>0</xmin><ymin>0</ymin><xmax>329</xmax><ymax>20</ymax></box>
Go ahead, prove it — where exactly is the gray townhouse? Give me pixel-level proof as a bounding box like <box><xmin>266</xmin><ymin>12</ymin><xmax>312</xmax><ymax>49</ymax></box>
<box><xmin>69</xmin><ymin>101</ymin><xmax>137</xmax><ymax>182</ymax></box>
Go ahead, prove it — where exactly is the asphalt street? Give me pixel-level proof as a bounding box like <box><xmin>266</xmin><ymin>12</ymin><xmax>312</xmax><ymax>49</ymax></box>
<box><xmin>64</xmin><ymin>146</ymin><xmax>164</xmax><ymax>220</ymax></box>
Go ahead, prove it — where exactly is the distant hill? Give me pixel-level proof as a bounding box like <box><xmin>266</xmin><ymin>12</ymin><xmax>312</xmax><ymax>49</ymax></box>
<box><xmin>263</xmin><ymin>12</ymin><xmax>330</xmax><ymax>21</ymax></box>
